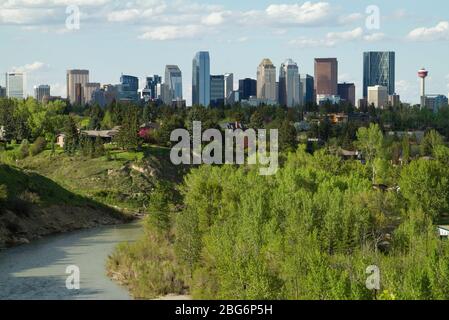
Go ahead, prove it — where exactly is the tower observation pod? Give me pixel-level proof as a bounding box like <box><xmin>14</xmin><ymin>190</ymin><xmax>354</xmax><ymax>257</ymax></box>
<box><xmin>418</xmin><ymin>68</ymin><xmax>428</xmax><ymax>108</ymax></box>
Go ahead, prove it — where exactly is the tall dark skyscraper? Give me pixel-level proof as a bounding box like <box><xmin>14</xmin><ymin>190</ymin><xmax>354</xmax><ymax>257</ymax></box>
<box><xmin>338</xmin><ymin>83</ymin><xmax>356</xmax><ymax>106</ymax></box>
<box><xmin>192</xmin><ymin>51</ymin><xmax>210</xmax><ymax>106</ymax></box>
<box><xmin>363</xmin><ymin>51</ymin><xmax>395</xmax><ymax>98</ymax></box>
<box><xmin>301</xmin><ymin>74</ymin><xmax>314</xmax><ymax>105</ymax></box>
<box><xmin>210</xmin><ymin>75</ymin><xmax>225</xmax><ymax>107</ymax></box>
<box><xmin>238</xmin><ymin>78</ymin><xmax>257</xmax><ymax>101</ymax></box>
<box><xmin>314</xmin><ymin>58</ymin><xmax>338</xmax><ymax>97</ymax></box>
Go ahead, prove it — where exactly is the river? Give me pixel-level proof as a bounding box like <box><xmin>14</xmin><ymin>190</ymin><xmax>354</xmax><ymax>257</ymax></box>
<box><xmin>0</xmin><ymin>222</ymin><xmax>143</xmax><ymax>300</ymax></box>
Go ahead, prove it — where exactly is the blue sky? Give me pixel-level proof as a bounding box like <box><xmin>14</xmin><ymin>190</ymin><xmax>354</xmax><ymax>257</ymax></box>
<box><xmin>1</xmin><ymin>0</ymin><xmax>449</xmax><ymax>105</ymax></box>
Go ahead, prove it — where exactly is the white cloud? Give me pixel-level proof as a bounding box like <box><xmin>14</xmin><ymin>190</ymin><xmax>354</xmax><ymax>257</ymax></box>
<box><xmin>407</xmin><ymin>21</ymin><xmax>449</xmax><ymax>41</ymax></box>
<box><xmin>139</xmin><ymin>25</ymin><xmax>205</xmax><ymax>41</ymax></box>
<box><xmin>327</xmin><ymin>27</ymin><xmax>363</xmax><ymax>42</ymax></box>
<box><xmin>265</xmin><ymin>2</ymin><xmax>331</xmax><ymax>25</ymax></box>
<box><xmin>12</xmin><ymin>61</ymin><xmax>49</xmax><ymax>73</ymax></box>
<box><xmin>290</xmin><ymin>27</ymin><xmax>385</xmax><ymax>48</ymax></box>
<box><xmin>289</xmin><ymin>37</ymin><xmax>333</xmax><ymax>48</ymax></box>
<box><xmin>364</xmin><ymin>33</ymin><xmax>385</xmax><ymax>42</ymax></box>
<box><xmin>201</xmin><ymin>11</ymin><xmax>230</xmax><ymax>26</ymax></box>
<box><xmin>338</xmin><ymin>12</ymin><xmax>363</xmax><ymax>25</ymax></box>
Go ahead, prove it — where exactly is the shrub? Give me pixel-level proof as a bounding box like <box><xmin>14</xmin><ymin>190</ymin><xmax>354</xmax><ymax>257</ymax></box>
<box><xmin>0</xmin><ymin>184</ymin><xmax>7</xmax><ymax>204</ymax></box>
<box><xmin>30</xmin><ymin>137</ymin><xmax>47</xmax><ymax>156</ymax></box>
<box><xmin>17</xmin><ymin>139</ymin><xmax>30</xmax><ymax>159</ymax></box>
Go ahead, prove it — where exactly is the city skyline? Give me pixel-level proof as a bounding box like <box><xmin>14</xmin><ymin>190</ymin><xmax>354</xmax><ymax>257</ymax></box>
<box><xmin>1</xmin><ymin>1</ymin><xmax>449</xmax><ymax>104</ymax></box>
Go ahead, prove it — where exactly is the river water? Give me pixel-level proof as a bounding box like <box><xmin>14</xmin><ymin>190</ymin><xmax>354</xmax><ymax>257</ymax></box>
<box><xmin>0</xmin><ymin>222</ymin><xmax>143</xmax><ymax>300</ymax></box>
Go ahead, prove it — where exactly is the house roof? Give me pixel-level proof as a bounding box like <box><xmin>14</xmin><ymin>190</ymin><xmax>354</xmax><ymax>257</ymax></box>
<box><xmin>82</xmin><ymin>129</ymin><xmax>119</xmax><ymax>138</ymax></box>
<box><xmin>438</xmin><ymin>226</ymin><xmax>449</xmax><ymax>232</ymax></box>
<box><xmin>140</xmin><ymin>122</ymin><xmax>160</xmax><ymax>129</ymax></box>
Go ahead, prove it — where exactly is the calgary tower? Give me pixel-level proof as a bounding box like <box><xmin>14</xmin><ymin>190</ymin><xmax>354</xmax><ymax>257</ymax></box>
<box><xmin>418</xmin><ymin>68</ymin><xmax>428</xmax><ymax>108</ymax></box>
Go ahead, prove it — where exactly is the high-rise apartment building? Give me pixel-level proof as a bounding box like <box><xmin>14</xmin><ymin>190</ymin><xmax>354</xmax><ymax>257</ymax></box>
<box><xmin>34</xmin><ymin>85</ymin><xmax>50</xmax><ymax>103</ymax></box>
<box><xmin>210</xmin><ymin>75</ymin><xmax>225</xmax><ymax>107</ymax></box>
<box><xmin>257</xmin><ymin>59</ymin><xmax>277</xmax><ymax>102</ymax></box>
<box><xmin>314</xmin><ymin>58</ymin><xmax>338</xmax><ymax>98</ymax></box>
<box><xmin>368</xmin><ymin>85</ymin><xmax>388</xmax><ymax>108</ymax></box>
<box><xmin>142</xmin><ymin>75</ymin><xmax>162</xmax><ymax>101</ymax></box>
<box><xmin>157</xmin><ymin>83</ymin><xmax>172</xmax><ymax>105</ymax></box>
<box><xmin>279</xmin><ymin>59</ymin><xmax>300</xmax><ymax>107</ymax></box>
<box><xmin>117</xmin><ymin>75</ymin><xmax>139</xmax><ymax>103</ymax></box>
<box><xmin>363</xmin><ymin>51</ymin><xmax>395</xmax><ymax>98</ymax></box>
<box><xmin>337</xmin><ymin>83</ymin><xmax>356</xmax><ymax>106</ymax></box>
<box><xmin>224</xmin><ymin>73</ymin><xmax>234</xmax><ymax>105</ymax></box>
<box><xmin>84</xmin><ymin>83</ymin><xmax>101</xmax><ymax>105</ymax></box>
<box><xmin>192</xmin><ymin>51</ymin><xmax>211</xmax><ymax>106</ymax></box>
<box><xmin>239</xmin><ymin>78</ymin><xmax>257</xmax><ymax>101</ymax></box>
<box><xmin>165</xmin><ymin>65</ymin><xmax>183</xmax><ymax>101</ymax></box>
<box><xmin>67</xmin><ymin>70</ymin><xmax>89</xmax><ymax>104</ymax></box>
<box><xmin>103</xmin><ymin>84</ymin><xmax>118</xmax><ymax>106</ymax></box>
<box><xmin>425</xmin><ymin>95</ymin><xmax>448</xmax><ymax>113</ymax></box>
<box><xmin>301</xmin><ymin>74</ymin><xmax>314</xmax><ymax>105</ymax></box>
<box><xmin>6</xmin><ymin>72</ymin><xmax>25</xmax><ymax>99</ymax></box>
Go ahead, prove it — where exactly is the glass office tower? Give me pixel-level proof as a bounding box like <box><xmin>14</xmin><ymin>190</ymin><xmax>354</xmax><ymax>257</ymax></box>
<box><xmin>192</xmin><ymin>51</ymin><xmax>210</xmax><ymax>106</ymax></box>
<box><xmin>118</xmin><ymin>75</ymin><xmax>139</xmax><ymax>103</ymax></box>
<box><xmin>363</xmin><ymin>51</ymin><xmax>395</xmax><ymax>98</ymax></box>
<box><xmin>165</xmin><ymin>65</ymin><xmax>183</xmax><ymax>101</ymax></box>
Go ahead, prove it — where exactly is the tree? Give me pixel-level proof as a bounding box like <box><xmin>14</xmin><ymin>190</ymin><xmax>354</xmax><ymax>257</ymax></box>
<box><xmin>401</xmin><ymin>135</ymin><xmax>411</xmax><ymax>164</ymax></box>
<box><xmin>249</xmin><ymin>110</ymin><xmax>265</xmax><ymax>129</ymax></box>
<box><xmin>421</xmin><ymin>129</ymin><xmax>444</xmax><ymax>157</ymax></box>
<box><xmin>399</xmin><ymin>159</ymin><xmax>449</xmax><ymax>221</ymax></box>
<box><xmin>356</xmin><ymin>123</ymin><xmax>384</xmax><ymax>183</ymax></box>
<box><xmin>114</xmin><ymin>107</ymin><xmax>140</xmax><ymax>151</ymax></box>
<box><xmin>278</xmin><ymin>120</ymin><xmax>297</xmax><ymax>152</ymax></box>
<box><xmin>63</xmin><ymin>116</ymin><xmax>79</xmax><ymax>155</ymax></box>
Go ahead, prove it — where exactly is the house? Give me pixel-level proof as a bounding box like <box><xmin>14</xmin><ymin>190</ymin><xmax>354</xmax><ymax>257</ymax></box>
<box><xmin>56</xmin><ymin>134</ymin><xmax>66</xmax><ymax>148</ymax></box>
<box><xmin>387</xmin><ymin>131</ymin><xmax>425</xmax><ymax>144</ymax></box>
<box><xmin>139</xmin><ymin>122</ymin><xmax>160</xmax><ymax>141</ymax></box>
<box><xmin>438</xmin><ymin>226</ymin><xmax>449</xmax><ymax>238</ymax></box>
<box><xmin>0</xmin><ymin>126</ymin><xmax>6</xmax><ymax>142</ymax></box>
<box><xmin>328</xmin><ymin>113</ymin><xmax>348</xmax><ymax>125</ymax></box>
<box><xmin>81</xmin><ymin>127</ymin><xmax>120</xmax><ymax>143</ymax></box>
<box><xmin>339</xmin><ymin>149</ymin><xmax>360</xmax><ymax>160</ymax></box>
<box><xmin>220</xmin><ymin>122</ymin><xmax>246</xmax><ymax>131</ymax></box>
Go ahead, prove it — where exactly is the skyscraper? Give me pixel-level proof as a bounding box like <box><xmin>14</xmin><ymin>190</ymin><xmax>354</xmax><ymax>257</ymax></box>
<box><xmin>165</xmin><ymin>65</ymin><xmax>183</xmax><ymax>101</ymax></box>
<box><xmin>6</xmin><ymin>72</ymin><xmax>25</xmax><ymax>99</ymax></box>
<box><xmin>257</xmin><ymin>59</ymin><xmax>277</xmax><ymax>102</ymax></box>
<box><xmin>279</xmin><ymin>59</ymin><xmax>300</xmax><ymax>107</ymax></box>
<box><xmin>84</xmin><ymin>83</ymin><xmax>101</xmax><ymax>105</ymax></box>
<box><xmin>314</xmin><ymin>58</ymin><xmax>338</xmax><ymax>97</ymax></box>
<box><xmin>338</xmin><ymin>83</ymin><xmax>356</xmax><ymax>106</ymax></box>
<box><xmin>67</xmin><ymin>70</ymin><xmax>89</xmax><ymax>104</ymax></box>
<box><xmin>0</xmin><ymin>86</ymin><xmax>6</xmax><ymax>98</ymax></box>
<box><xmin>224</xmin><ymin>73</ymin><xmax>234</xmax><ymax>105</ymax></box>
<box><xmin>210</xmin><ymin>75</ymin><xmax>225</xmax><ymax>107</ymax></box>
<box><xmin>363</xmin><ymin>51</ymin><xmax>395</xmax><ymax>98</ymax></box>
<box><xmin>368</xmin><ymin>85</ymin><xmax>388</xmax><ymax>108</ymax></box>
<box><xmin>117</xmin><ymin>75</ymin><xmax>139</xmax><ymax>103</ymax></box>
<box><xmin>143</xmin><ymin>75</ymin><xmax>162</xmax><ymax>101</ymax></box>
<box><xmin>300</xmin><ymin>74</ymin><xmax>314</xmax><ymax>105</ymax></box>
<box><xmin>34</xmin><ymin>85</ymin><xmax>50</xmax><ymax>103</ymax></box>
<box><xmin>192</xmin><ymin>51</ymin><xmax>211</xmax><ymax>106</ymax></box>
<box><xmin>239</xmin><ymin>78</ymin><xmax>257</xmax><ymax>101</ymax></box>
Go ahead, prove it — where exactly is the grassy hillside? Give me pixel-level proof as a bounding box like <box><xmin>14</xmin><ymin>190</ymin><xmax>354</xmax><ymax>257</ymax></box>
<box><xmin>5</xmin><ymin>145</ymin><xmax>186</xmax><ymax>213</ymax></box>
<box><xmin>0</xmin><ymin>163</ymin><xmax>128</xmax><ymax>248</ymax></box>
